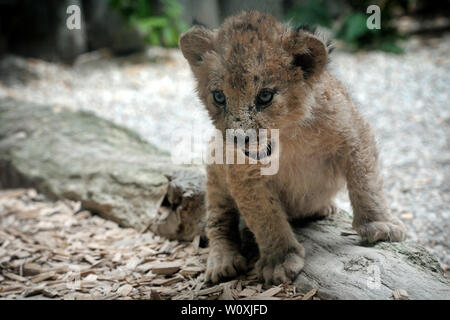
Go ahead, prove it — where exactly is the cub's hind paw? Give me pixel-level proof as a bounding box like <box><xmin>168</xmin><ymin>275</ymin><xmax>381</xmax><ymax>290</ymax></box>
<box><xmin>355</xmin><ymin>218</ymin><xmax>407</xmax><ymax>243</ymax></box>
<box><xmin>312</xmin><ymin>203</ymin><xmax>338</xmax><ymax>219</ymax></box>
<box><xmin>205</xmin><ymin>249</ymin><xmax>247</xmax><ymax>284</ymax></box>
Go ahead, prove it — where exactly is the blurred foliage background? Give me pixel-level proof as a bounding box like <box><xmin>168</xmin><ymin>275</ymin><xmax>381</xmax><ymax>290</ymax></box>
<box><xmin>110</xmin><ymin>0</ymin><xmax>186</xmax><ymax>47</ymax></box>
<box><xmin>109</xmin><ymin>0</ymin><xmax>450</xmax><ymax>53</ymax></box>
<box><xmin>286</xmin><ymin>0</ymin><xmax>411</xmax><ymax>53</ymax></box>
<box><xmin>0</xmin><ymin>0</ymin><xmax>448</xmax><ymax>62</ymax></box>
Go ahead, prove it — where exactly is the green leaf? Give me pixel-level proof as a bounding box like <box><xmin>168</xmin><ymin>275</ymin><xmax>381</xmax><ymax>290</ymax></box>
<box><xmin>378</xmin><ymin>39</ymin><xmax>404</xmax><ymax>54</ymax></box>
<box><xmin>147</xmin><ymin>31</ymin><xmax>161</xmax><ymax>46</ymax></box>
<box><xmin>341</xmin><ymin>13</ymin><xmax>368</xmax><ymax>42</ymax></box>
<box><xmin>162</xmin><ymin>26</ymin><xmax>175</xmax><ymax>47</ymax></box>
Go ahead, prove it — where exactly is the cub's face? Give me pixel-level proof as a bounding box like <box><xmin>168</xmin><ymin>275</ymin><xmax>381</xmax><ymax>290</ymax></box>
<box><xmin>179</xmin><ymin>11</ymin><xmax>328</xmax><ymax>135</ymax></box>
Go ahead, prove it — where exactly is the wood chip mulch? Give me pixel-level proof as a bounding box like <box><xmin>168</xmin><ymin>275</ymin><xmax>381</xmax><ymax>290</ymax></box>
<box><xmin>0</xmin><ymin>189</ymin><xmax>319</xmax><ymax>300</ymax></box>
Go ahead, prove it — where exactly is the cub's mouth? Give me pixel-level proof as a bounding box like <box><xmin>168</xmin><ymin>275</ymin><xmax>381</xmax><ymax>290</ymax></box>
<box><xmin>240</xmin><ymin>136</ymin><xmax>273</xmax><ymax>161</ymax></box>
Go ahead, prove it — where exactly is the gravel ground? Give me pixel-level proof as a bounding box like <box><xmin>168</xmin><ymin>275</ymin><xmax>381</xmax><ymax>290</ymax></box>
<box><xmin>0</xmin><ymin>34</ymin><xmax>449</xmax><ymax>265</ymax></box>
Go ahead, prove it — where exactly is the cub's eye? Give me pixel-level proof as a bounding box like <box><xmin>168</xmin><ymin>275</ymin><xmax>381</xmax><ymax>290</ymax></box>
<box><xmin>212</xmin><ymin>90</ymin><xmax>226</xmax><ymax>106</ymax></box>
<box><xmin>256</xmin><ymin>89</ymin><xmax>275</xmax><ymax>106</ymax></box>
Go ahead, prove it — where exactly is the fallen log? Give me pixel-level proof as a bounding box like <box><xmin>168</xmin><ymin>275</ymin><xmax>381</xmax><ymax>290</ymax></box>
<box><xmin>290</xmin><ymin>211</ymin><xmax>449</xmax><ymax>299</ymax></box>
<box><xmin>0</xmin><ymin>98</ymin><xmax>448</xmax><ymax>299</ymax></box>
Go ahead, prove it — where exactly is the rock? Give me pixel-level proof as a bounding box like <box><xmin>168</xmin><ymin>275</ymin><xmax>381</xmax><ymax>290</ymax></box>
<box><xmin>0</xmin><ymin>98</ymin><xmax>202</xmax><ymax>233</ymax></box>
<box><xmin>0</xmin><ymin>98</ymin><xmax>448</xmax><ymax>299</ymax></box>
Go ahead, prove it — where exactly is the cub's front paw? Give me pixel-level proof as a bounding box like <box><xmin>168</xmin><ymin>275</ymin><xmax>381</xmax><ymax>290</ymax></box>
<box><xmin>255</xmin><ymin>245</ymin><xmax>305</xmax><ymax>285</ymax></box>
<box><xmin>205</xmin><ymin>248</ymin><xmax>247</xmax><ymax>284</ymax></box>
<box><xmin>355</xmin><ymin>218</ymin><xmax>407</xmax><ymax>243</ymax></box>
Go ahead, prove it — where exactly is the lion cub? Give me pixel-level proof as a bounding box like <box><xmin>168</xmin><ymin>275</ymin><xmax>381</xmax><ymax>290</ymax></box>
<box><xmin>179</xmin><ymin>11</ymin><xmax>407</xmax><ymax>285</ymax></box>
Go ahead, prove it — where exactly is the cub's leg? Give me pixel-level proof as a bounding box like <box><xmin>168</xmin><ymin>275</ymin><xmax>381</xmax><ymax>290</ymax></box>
<box><xmin>310</xmin><ymin>201</ymin><xmax>338</xmax><ymax>219</ymax></box>
<box><xmin>205</xmin><ymin>167</ymin><xmax>247</xmax><ymax>283</ymax></box>
<box><xmin>227</xmin><ymin>166</ymin><xmax>305</xmax><ymax>285</ymax></box>
<box><xmin>346</xmin><ymin>123</ymin><xmax>407</xmax><ymax>243</ymax></box>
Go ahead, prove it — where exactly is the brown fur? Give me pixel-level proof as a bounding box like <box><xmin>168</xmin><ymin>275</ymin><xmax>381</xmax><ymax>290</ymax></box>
<box><xmin>179</xmin><ymin>11</ymin><xmax>407</xmax><ymax>285</ymax></box>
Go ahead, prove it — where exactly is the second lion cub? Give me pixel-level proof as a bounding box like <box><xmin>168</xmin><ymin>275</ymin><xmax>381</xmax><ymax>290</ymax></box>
<box><xmin>179</xmin><ymin>11</ymin><xmax>407</xmax><ymax>285</ymax></box>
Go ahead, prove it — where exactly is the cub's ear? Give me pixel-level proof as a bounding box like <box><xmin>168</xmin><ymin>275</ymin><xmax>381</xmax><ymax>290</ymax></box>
<box><xmin>179</xmin><ymin>26</ymin><xmax>216</xmax><ymax>67</ymax></box>
<box><xmin>282</xmin><ymin>29</ymin><xmax>328</xmax><ymax>81</ymax></box>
